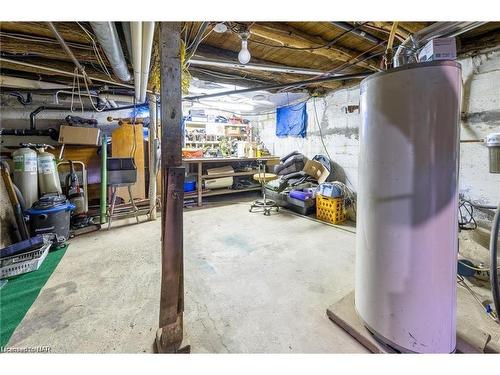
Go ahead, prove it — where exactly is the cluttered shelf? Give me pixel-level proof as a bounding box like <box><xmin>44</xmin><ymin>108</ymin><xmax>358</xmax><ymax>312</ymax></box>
<box><xmin>185</xmin><ymin>121</ymin><xmax>249</xmax><ymax>128</ymax></box>
<box><xmin>201</xmin><ymin>170</ymin><xmax>259</xmax><ymax>179</ymax></box>
<box><xmin>182</xmin><ymin>156</ymin><xmax>279</xmax><ymax>163</ymax></box>
<box><xmin>184</xmin><ymin>186</ymin><xmax>261</xmax><ymax>198</ymax></box>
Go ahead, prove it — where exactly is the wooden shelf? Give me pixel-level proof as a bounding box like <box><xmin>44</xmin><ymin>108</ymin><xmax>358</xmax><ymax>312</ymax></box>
<box><xmin>185</xmin><ymin>121</ymin><xmax>250</xmax><ymax>128</ymax></box>
<box><xmin>184</xmin><ymin>186</ymin><xmax>260</xmax><ymax>198</ymax></box>
<box><xmin>202</xmin><ymin>170</ymin><xmax>258</xmax><ymax>179</ymax></box>
<box><xmin>185</xmin><ymin>141</ymin><xmax>219</xmax><ymax>144</ymax></box>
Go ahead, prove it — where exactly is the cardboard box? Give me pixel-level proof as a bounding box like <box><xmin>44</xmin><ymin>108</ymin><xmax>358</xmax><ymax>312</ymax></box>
<box><xmin>303</xmin><ymin>159</ymin><xmax>329</xmax><ymax>184</ymax></box>
<box><xmin>418</xmin><ymin>37</ymin><xmax>456</xmax><ymax>62</ymax></box>
<box><xmin>58</xmin><ymin>125</ymin><xmax>100</xmax><ymax>146</ymax></box>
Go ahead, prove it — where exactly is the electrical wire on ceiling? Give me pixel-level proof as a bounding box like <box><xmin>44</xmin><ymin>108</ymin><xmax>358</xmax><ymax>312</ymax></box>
<box><xmin>189</xmin><ymin>66</ymin><xmax>275</xmax><ymax>85</ymax></box>
<box><xmin>0</xmin><ymin>31</ymin><xmax>94</xmax><ymax>50</ymax></box>
<box><xmin>360</xmin><ymin>23</ymin><xmax>407</xmax><ymax>42</ymax></box>
<box><xmin>76</xmin><ymin>22</ymin><xmax>114</xmax><ymax>80</ymax></box>
<box><xmin>245</xmin><ymin>22</ymin><xmax>369</xmax><ymax>51</ymax></box>
<box><xmin>186</xmin><ymin>22</ymin><xmax>213</xmax><ymax>52</ymax></box>
<box><xmin>275</xmin><ymin>41</ymin><xmax>386</xmax><ymax>93</ymax></box>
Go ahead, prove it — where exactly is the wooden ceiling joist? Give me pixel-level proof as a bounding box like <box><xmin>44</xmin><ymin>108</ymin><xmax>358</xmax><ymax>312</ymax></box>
<box><xmin>248</xmin><ymin>22</ymin><xmax>382</xmax><ymax>72</ymax></box>
<box><xmin>0</xmin><ymin>22</ymin><xmax>92</xmax><ymax>45</ymax></box>
<box><xmin>0</xmin><ymin>37</ymin><xmax>102</xmax><ymax>65</ymax></box>
<box><xmin>1</xmin><ymin>21</ymin><xmax>499</xmax><ymax>94</ymax></box>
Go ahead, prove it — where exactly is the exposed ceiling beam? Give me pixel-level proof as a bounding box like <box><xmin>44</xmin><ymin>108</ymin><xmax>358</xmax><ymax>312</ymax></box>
<box><xmin>365</xmin><ymin>22</ymin><xmax>410</xmax><ymax>40</ymax></box>
<box><xmin>0</xmin><ymin>57</ymin><xmax>116</xmax><ymax>83</ymax></box>
<box><xmin>195</xmin><ymin>43</ymin><xmax>326</xmax><ymax>72</ymax></box>
<box><xmin>330</xmin><ymin>22</ymin><xmax>382</xmax><ymax>45</ymax></box>
<box><xmin>0</xmin><ymin>21</ymin><xmax>91</xmax><ymax>44</ymax></box>
<box><xmin>0</xmin><ymin>36</ymin><xmax>102</xmax><ymax>65</ymax></box>
<box><xmin>189</xmin><ymin>68</ymin><xmax>275</xmax><ymax>89</ymax></box>
<box><xmin>189</xmin><ymin>57</ymin><xmax>328</xmax><ymax>76</ymax></box>
<box><xmin>248</xmin><ymin>22</ymin><xmax>381</xmax><ymax>72</ymax></box>
<box><xmin>0</xmin><ymin>57</ymin><xmax>136</xmax><ymax>89</ymax></box>
<box><xmin>397</xmin><ymin>22</ymin><xmax>431</xmax><ymax>34</ymax></box>
<box><xmin>458</xmin><ymin>28</ymin><xmax>500</xmax><ymax>55</ymax></box>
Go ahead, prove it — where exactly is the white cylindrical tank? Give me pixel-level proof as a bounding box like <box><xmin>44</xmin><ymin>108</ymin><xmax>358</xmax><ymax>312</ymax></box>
<box><xmin>37</xmin><ymin>148</ymin><xmax>62</xmax><ymax>196</ymax></box>
<box><xmin>13</xmin><ymin>146</ymin><xmax>38</xmax><ymax>208</ymax></box>
<box><xmin>355</xmin><ymin>61</ymin><xmax>462</xmax><ymax>353</ymax></box>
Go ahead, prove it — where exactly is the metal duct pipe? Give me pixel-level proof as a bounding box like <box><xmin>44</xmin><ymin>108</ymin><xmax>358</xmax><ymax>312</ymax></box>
<box><xmin>139</xmin><ymin>22</ymin><xmax>155</xmax><ymax>103</ymax></box>
<box><xmin>90</xmin><ymin>22</ymin><xmax>132</xmax><ymax>82</ymax></box>
<box><xmin>393</xmin><ymin>22</ymin><xmax>487</xmax><ymax>67</ymax></box>
<box><xmin>122</xmin><ymin>22</ymin><xmax>133</xmax><ymax>59</ymax></box>
<box><xmin>331</xmin><ymin>22</ymin><xmax>382</xmax><ymax>45</ymax></box>
<box><xmin>131</xmin><ymin>22</ymin><xmax>143</xmax><ymax>102</ymax></box>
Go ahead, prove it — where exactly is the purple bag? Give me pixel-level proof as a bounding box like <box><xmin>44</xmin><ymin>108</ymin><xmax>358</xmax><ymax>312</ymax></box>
<box><xmin>289</xmin><ymin>190</ymin><xmax>313</xmax><ymax>201</ymax></box>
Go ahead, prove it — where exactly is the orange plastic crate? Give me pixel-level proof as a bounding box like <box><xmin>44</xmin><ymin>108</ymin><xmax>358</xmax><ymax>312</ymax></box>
<box><xmin>316</xmin><ymin>194</ymin><xmax>346</xmax><ymax>224</ymax></box>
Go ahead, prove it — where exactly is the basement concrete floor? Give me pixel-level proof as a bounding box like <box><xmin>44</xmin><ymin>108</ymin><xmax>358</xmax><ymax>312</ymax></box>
<box><xmin>7</xmin><ymin>201</ymin><xmax>367</xmax><ymax>353</ymax></box>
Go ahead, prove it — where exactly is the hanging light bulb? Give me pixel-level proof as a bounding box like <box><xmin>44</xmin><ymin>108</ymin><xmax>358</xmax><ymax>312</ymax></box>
<box><xmin>238</xmin><ymin>32</ymin><xmax>251</xmax><ymax>65</ymax></box>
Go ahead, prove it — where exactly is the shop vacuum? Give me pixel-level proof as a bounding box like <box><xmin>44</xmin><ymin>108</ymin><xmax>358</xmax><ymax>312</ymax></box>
<box><xmin>25</xmin><ymin>194</ymin><xmax>75</xmax><ymax>247</ymax></box>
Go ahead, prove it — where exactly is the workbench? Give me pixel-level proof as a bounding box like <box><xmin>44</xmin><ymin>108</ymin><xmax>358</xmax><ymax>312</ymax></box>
<box><xmin>182</xmin><ymin>156</ymin><xmax>279</xmax><ymax>206</ymax></box>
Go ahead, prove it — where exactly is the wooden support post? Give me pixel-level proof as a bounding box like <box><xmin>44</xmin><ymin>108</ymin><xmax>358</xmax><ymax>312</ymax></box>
<box><xmin>155</xmin><ymin>22</ymin><xmax>189</xmax><ymax>353</ymax></box>
<box><xmin>148</xmin><ymin>93</ymin><xmax>158</xmax><ymax>221</ymax></box>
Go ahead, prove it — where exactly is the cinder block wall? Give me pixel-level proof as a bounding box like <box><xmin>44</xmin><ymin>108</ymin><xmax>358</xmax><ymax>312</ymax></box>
<box><xmin>256</xmin><ymin>50</ymin><xmax>500</xmax><ymax>206</ymax></box>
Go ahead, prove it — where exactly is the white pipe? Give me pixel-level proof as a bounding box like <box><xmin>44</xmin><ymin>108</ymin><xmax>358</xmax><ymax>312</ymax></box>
<box><xmin>98</xmin><ymin>93</ymin><xmax>135</xmax><ymax>104</ymax></box>
<box><xmin>107</xmin><ymin>100</ymin><xmax>118</xmax><ymax>108</ymax></box>
<box><xmin>189</xmin><ymin>58</ymin><xmax>327</xmax><ymax>76</ymax></box>
<box><xmin>0</xmin><ymin>75</ymin><xmax>68</xmax><ymax>89</ymax></box>
<box><xmin>0</xmin><ymin>57</ymin><xmax>136</xmax><ymax>89</ymax></box>
<box><xmin>131</xmin><ymin>22</ymin><xmax>143</xmax><ymax>102</ymax></box>
<box><xmin>139</xmin><ymin>22</ymin><xmax>155</xmax><ymax>103</ymax></box>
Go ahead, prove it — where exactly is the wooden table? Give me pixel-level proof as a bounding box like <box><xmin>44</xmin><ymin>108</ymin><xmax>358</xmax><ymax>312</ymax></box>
<box><xmin>182</xmin><ymin>156</ymin><xmax>280</xmax><ymax>206</ymax></box>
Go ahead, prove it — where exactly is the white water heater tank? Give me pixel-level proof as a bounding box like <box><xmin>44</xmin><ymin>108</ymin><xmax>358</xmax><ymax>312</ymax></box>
<box><xmin>355</xmin><ymin>61</ymin><xmax>462</xmax><ymax>353</ymax></box>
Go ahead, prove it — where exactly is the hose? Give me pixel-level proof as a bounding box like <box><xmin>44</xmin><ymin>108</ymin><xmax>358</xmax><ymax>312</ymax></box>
<box><xmin>12</xmin><ymin>183</ymin><xmax>27</xmax><ymax>212</ymax></box>
<box><xmin>490</xmin><ymin>203</ymin><xmax>500</xmax><ymax>323</ymax></box>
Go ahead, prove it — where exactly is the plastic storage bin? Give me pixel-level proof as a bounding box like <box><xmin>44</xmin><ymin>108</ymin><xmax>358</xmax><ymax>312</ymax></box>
<box><xmin>286</xmin><ymin>195</ymin><xmax>315</xmax><ymax>215</ymax></box>
<box><xmin>316</xmin><ymin>194</ymin><xmax>346</xmax><ymax>224</ymax></box>
<box><xmin>0</xmin><ymin>241</ymin><xmax>51</xmax><ymax>279</ymax></box>
<box><xmin>184</xmin><ymin>180</ymin><xmax>196</xmax><ymax>192</ymax></box>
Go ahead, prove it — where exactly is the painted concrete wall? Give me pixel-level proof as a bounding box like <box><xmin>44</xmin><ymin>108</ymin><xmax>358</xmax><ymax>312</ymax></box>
<box><xmin>256</xmin><ymin>50</ymin><xmax>500</xmax><ymax>206</ymax></box>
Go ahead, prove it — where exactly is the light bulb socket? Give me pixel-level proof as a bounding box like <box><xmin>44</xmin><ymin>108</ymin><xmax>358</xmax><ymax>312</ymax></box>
<box><xmin>239</xmin><ymin>31</ymin><xmax>250</xmax><ymax>41</ymax></box>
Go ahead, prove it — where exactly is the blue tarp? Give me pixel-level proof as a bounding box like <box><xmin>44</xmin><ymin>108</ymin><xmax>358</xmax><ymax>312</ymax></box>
<box><xmin>276</xmin><ymin>102</ymin><xmax>308</xmax><ymax>138</ymax></box>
